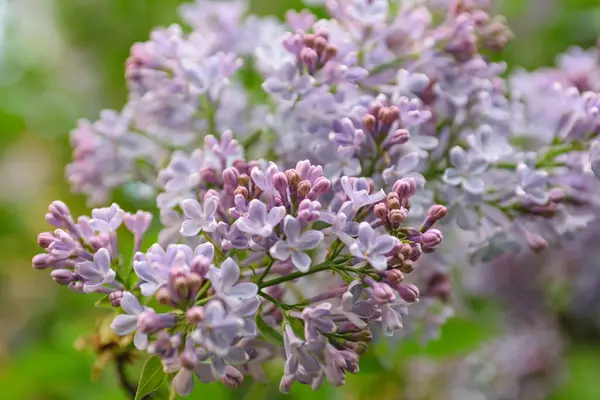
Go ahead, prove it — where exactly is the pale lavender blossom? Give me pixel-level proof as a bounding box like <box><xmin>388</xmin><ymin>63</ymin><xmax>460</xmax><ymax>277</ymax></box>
<box><xmin>110</xmin><ymin>292</ymin><xmax>151</xmax><ymax>349</ymax></box>
<box><xmin>340</xmin><ymin>176</ymin><xmax>386</xmax><ymax>210</ymax></box>
<box><xmin>262</xmin><ymin>60</ymin><xmax>314</xmax><ymax>102</ymax></box>
<box><xmin>75</xmin><ymin>248</ymin><xmax>117</xmax><ymax>293</ymax></box>
<box><xmin>124</xmin><ymin>211</ymin><xmax>153</xmax><ymax>237</ymax></box>
<box><xmin>236</xmin><ymin>200</ymin><xmax>286</xmax><ymax>237</ymax></box>
<box><xmin>180</xmin><ymin>197</ymin><xmax>219</xmax><ymax>236</ymax></box>
<box><xmin>89</xmin><ymin>203</ymin><xmax>125</xmax><ymax>233</ymax></box>
<box><xmin>302</xmin><ymin>303</ymin><xmax>336</xmax><ymax>341</ymax></box>
<box><xmin>207</xmin><ymin>258</ymin><xmax>258</xmax><ymax>304</ymax></box>
<box><xmin>515</xmin><ymin>163</ymin><xmax>549</xmax><ymax>205</ymax></box>
<box><xmin>380</xmin><ymin>299</ymin><xmax>409</xmax><ymax>336</ymax></box>
<box><xmin>350</xmin><ymin>222</ymin><xmax>399</xmax><ymax>270</ymax></box>
<box><xmin>443</xmin><ymin>146</ymin><xmax>488</xmax><ymax>195</ymax></box>
<box><xmin>338</xmin><ymin>281</ymin><xmax>374</xmax><ymax>328</ymax></box>
<box><xmin>191</xmin><ymin>301</ymin><xmax>245</xmax><ymax>356</ymax></box>
<box><xmin>282</xmin><ymin>325</ymin><xmax>322</xmax><ymax>378</ymax></box>
<box><xmin>270</xmin><ymin>216</ymin><xmax>324</xmax><ymax>272</ymax></box>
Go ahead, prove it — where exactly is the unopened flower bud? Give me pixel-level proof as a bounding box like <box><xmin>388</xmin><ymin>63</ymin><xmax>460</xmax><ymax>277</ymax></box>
<box><xmin>285</xmin><ymin>170</ymin><xmax>301</xmax><ymax>188</ymax></box>
<box><xmin>297</xmin><ymin>180</ymin><xmax>312</xmax><ymax>196</ymax></box>
<box><xmin>314</xmin><ymin>36</ymin><xmax>328</xmax><ymax>54</ymax></box>
<box><xmin>199</xmin><ymin>167</ymin><xmax>219</xmax><ymax>186</ymax></box>
<box><xmin>362</xmin><ymin>114</ymin><xmax>377</xmax><ymax>134</ymax></box>
<box><xmin>156</xmin><ymin>287</ymin><xmax>172</xmax><ymax>305</ymax></box>
<box><xmin>524</xmin><ymin>230</ymin><xmax>548</xmax><ymax>253</ymax></box>
<box><xmin>389</xmin><ymin>209</ymin><xmax>407</xmax><ymax>227</ymax></box>
<box><xmin>137</xmin><ymin>311</ymin><xmax>176</xmax><ymax>334</ymax></box>
<box><xmin>300</xmin><ymin>47</ymin><xmax>318</xmax><ymax>73</ymax></box>
<box><xmin>222</xmin><ymin>167</ymin><xmax>239</xmax><ymax>187</ymax></box>
<box><xmin>311</xmin><ymin>176</ymin><xmax>331</xmax><ymax>194</ymax></box>
<box><xmin>303</xmin><ymin>33</ymin><xmax>316</xmax><ymax>47</ymax></box>
<box><xmin>399</xmin><ymin>260</ymin><xmax>414</xmax><ymax>273</ymax></box>
<box><xmin>186</xmin><ymin>306</ymin><xmax>205</xmax><ymax>324</ymax></box>
<box><xmin>343</xmin><ymin>341</ymin><xmax>368</xmax><ymax>355</ymax></box>
<box><xmin>343</xmin><ymin>330</ymin><xmax>374</xmax><ymax>342</ymax></box>
<box><xmin>109</xmin><ymin>290</ymin><xmax>124</xmax><ymax>307</ymax></box>
<box><xmin>234</xmin><ymin>186</ymin><xmax>249</xmax><ymax>199</ymax></box>
<box><xmin>179</xmin><ymin>348</ymin><xmax>198</xmax><ymax>369</ymax></box>
<box><xmin>279</xmin><ymin>375</ymin><xmax>294</xmax><ymax>394</ymax></box>
<box><xmin>382</xmin><ymin>268</ymin><xmax>405</xmax><ymax>285</ymax></box>
<box><xmin>48</xmin><ymin>201</ymin><xmax>71</xmax><ymax>222</ymax></box>
<box><xmin>374</xmin><ymin>203</ymin><xmax>388</xmax><ymax>221</ymax></box>
<box><xmin>273</xmin><ymin>172</ymin><xmax>289</xmax><ymax>192</ymax></box>
<box><xmin>190</xmin><ymin>255</ymin><xmax>211</xmax><ymax>277</ymax></box>
<box><xmin>393</xmin><ymin>178</ymin><xmax>417</xmax><ymax>198</ymax></box>
<box><xmin>548</xmin><ymin>187</ymin><xmax>566</xmax><ymax>203</ymax></box>
<box><xmin>422</xmin><ymin>229</ymin><xmax>443</xmax><ymax>248</ymax></box>
<box><xmin>322</xmin><ymin>46</ymin><xmax>338</xmax><ymax>63</ymax></box>
<box><xmin>365</xmin><ymin>278</ymin><xmax>396</xmax><ymax>304</ymax></box>
<box><xmin>377</xmin><ymin>107</ymin><xmax>393</xmax><ymax>125</ymax></box>
<box><xmin>37</xmin><ymin>232</ymin><xmax>54</xmax><ymax>248</ymax></box>
<box><xmin>51</xmin><ymin>269</ymin><xmax>77</xmax><ymax>285</ymax></box>
<box><xmin>238</xmin><ymin>174</ymin><xmax>250</xmax><ymax>187</ymax></box>
<box><xmin>32</xmin><ymin>253</ymin><xmax>55</xmax><ymax>269</ymax></box>
<box><xmin>397</xmin><ymin>283</ymin><xmax>420</xmax><ymax>303</ymax></box>
<box><xmin>221</xmin><ymin>366</ymin><xmax>244</xmax><ymax>388</ymax></box>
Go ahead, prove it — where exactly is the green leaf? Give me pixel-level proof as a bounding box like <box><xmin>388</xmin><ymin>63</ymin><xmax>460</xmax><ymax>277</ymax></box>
<box><xmin>256</xmin><ymin>313</ymin><xmax>284</xmax><ymax>347</ymax></box>
<box><xmin>94</xmin><ymin>295</ymin><xmax>112</xmax><ymax>308</ymax></box>
<box><xmin>135</xmin><ymin>356</ymin><xmax>166</xmax><ymax>400</ymax></box>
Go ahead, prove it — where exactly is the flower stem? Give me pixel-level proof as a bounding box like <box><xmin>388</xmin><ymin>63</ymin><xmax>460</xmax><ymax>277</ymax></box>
<box><xmin>115</xmin><ymin>353</ymin><xmax>137</xmax><ymax>399</ymax></box>
<box><xmin>259</xmin><ymin>262</ymin><xmax>337</xmax><ymax>289</ymax></box>
<box><xmin>257</xmin><ymin>257</ymin><xmax>275</xmax><ymax>285</ymax></box>
<box><xmin>202</xmin><ymin>231</ymin><xmax>226</xmax><ymax>262</ymax></box>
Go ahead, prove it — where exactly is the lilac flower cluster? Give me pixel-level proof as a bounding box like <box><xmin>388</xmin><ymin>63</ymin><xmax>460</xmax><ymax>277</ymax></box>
<box><xmin>34</xmin><ymin>156</ymin><xmax>446</xmax><ymax>394</ymax></box>
<box><xmin>32</xmin><ymin>0</ymin><xmax>600</xmax><ymax>396</ymax></box>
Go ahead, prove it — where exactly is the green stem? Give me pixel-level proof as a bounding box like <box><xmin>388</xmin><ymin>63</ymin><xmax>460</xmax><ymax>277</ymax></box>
<box><xmin>195</xmin><ymin>295</ymin><xmax>214</xmax><ymax>306</ymax></box>
<box><xmin>367</xmin><ymin>52</ymin><xmax>421</xmax><ymax>75</ymax></box>
<box><xmin>195</xmin><ymin>281</ymin><xmax>211</xmax><ymax>302</ymax></box>
<box><xmin>258</xmin><ymin>290</ymin><xmax>295</xmax><ymax>310</ymax></box>
<box><xmin>257</xmin><ymin>257</ymin><xmax>275</xmax><ymax>285</ymax></box>
<box><xmin>202</xmin><ymin>232</ymin><xmax>226</xmax><ymax>262</ymax></box>
<box><xmin>259</xmin><ymin>262</ymin><xmax>337</xmax><ymax>289</ymax></box>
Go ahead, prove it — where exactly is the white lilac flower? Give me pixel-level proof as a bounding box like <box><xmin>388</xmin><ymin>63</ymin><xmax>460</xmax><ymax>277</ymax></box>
<box><xmin>302</xmin><ymin>303</ymin><xmax>337</xmax><ymax>341</ymax></box>
<box><xmin>236</xmin><ymin>200</ymin><xmax>286</xmax><ymax>237</ymax></box>
<box><xmin>89</xmin><ymin>203</ymin><xmax>125</xmax><ymax>233</ymax></box>
<box><xmin>515</xmin><ymin>163</ymin><xmax>549</xmax><ymax>205</ymax></box>
<box><xmin>443</xmin><ymin>146</ymin><xmax>488</xmax><ymax>195</ymax></box>
<box><xmin>262</xmin><ymin>60</ymin><xmax>314</xmax><ymax>102</ymax></box>
<box><xmin>270</xmin><ymin>216</ymin><xmax>324</xmax><ymax>272</ymax></box>
<box><xmin>191</xmin><ymin>300</ymin><xmax>245</xmax><ymax>356</ymax></box>
<box><xmin>350</xmin><ymin>222</ymin><xmax>399</xmax><ymax>270</ymax></box>
<box><xmin>207</xmin><ymin>258</ymin><xmax>258</xmax><ymax>305</ymax></box>
<box><xmin>180</xmin><ymin>197</ymin><xmax>219</xmax><ymax>236</ymax></box>
<box><xmin>75</xmin><ymin>248</ymin><xmax>117</xmax><ymax>293</ymax></box>
<box><xmin>338</xmin><ymin>281</ymin><xmax>375</xmax><ymax>328</ymax></box>
<box><xmin>466</xmin><ymin>124</ymin><xmax>512</xmax><ymax>162</ymax></box>
<box><xmin>340</xmin><ymin>176</ymin><xmax>386</xmax><ymax>210</ymax></box>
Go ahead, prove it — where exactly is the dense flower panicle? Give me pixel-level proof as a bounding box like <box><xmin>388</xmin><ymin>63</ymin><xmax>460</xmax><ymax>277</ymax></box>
<box><xmin>31</xmin><ymin>0</ymin><xmax>600</xmax><ymax>396</ymax></box>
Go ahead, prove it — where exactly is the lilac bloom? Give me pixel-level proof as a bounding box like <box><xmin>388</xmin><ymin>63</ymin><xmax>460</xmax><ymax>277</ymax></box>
<box><xmin>207</xmin><ymin>258</ymin><xmax>258</xmax><ymax>304</ymax></box>
<box><xmin>191</xmin><ymin>300</ymin><xmax>245</xmax><ymax>356</ymax></box>
<box><xmin>75</xmin><ymin>248</ymin><xmax>117</xmax><ymax>293</ymax></box>
<box><xmin>213</xmin><ymin>221</ymin><xmax>249</xmax><ymax>251</ymax></box>
<box><xmin>338</xmin><ymin>281</ymin><xmax>375</xmax><ymax>328</ymax></box>
<box><xmin>515</xmin><ymin>163</ymin><xmax>549</xmax><ymax>205</ymax></box>
<box><xmin>236</xmin><ymin>200</ymin><xmax>286</xmax><ymax>237</ymax></box>
<box><xmin>180</xmin><ymin>197</ymin><xmax>219</xmax><ymax>236</ymax></box>
<box><xmin>123</xmin><ymin>210</ymin><xmax>153</xmax><ymax>237</ymax></box>
<box><xmin>320</xmin><ymin>201</ymin><xmax>358</xmax><ymax>246</ymax></box>
<box><xmin>382</xmin><ymin>152</ymin><xmax>424</xmax><ymax>185</ymax></box>
<box><xmin>158</xmin><ymin>208</ymin><xmax>184</xmax><ymax>246</ymax></box>
<box><xmin>349</xmin><ymin>222</ymin><xmax>399</xmax><ymax>270</ymax></box>
<box><xmin>323</xmin><ymin>344</ymin><xmax>359</xmax><ymax>386</ymax></box>
<box><xmin>283</xmin><ymin>325</ymin><xmax>323</xmax><ymax>377</ymax></box>
<box><xmin>48</xmin><ymin>229</ymin><xmax>79</xmax><ymax>260</ymax></box>
<box><xmin>380</xmin><ymin>299</ymin><xmax>408</xmax><ymax>336</ymax></box>
<box><xmin>466</xmin><ymin>124</ymin><xmax>512</xmax><ymax>162</ymax></box>
<box><xmin>89</xmin><ymin>203</ymin><xmax>125</xmax><ymax>232</ymax></box>
<box><xmin>110</xmin><ymin>292</ymin><xmax>150</xmax><ymax>349</ymax></box>
<box><xmin>251</xmin><ymin>163</ymin><xmax>280</xmax><ymax>202</ymax></box>
<box><xmin>204</xmin><ymin>130</ymin><xmax>242</xmax><ymax>167</ymax></box>
<box><xmin>231</xmin><ymin>296</ymin><xmax>260</xmax><ymax>337</ymax></box>
<box><xmin>302</xmin><ymin>303</ymin><xmax>337</xmax><ymax>341</ymax></box>
<box><xmin>194</xmin><ymin>347</ymin><xmax>249</xmax><ymax>383</ymax></box>
<box><xmin>397</xmin><ymin>96</ymin><xmax>432</xmax><ymax>125</ymax></box>
<box><xmin>262</xmin><ymin>60</ymin><xmax>314</xmax><ymax>102</ymax></box>
<box><xmin>330</xmin><ymin>118</ymin><xmax>365</xmax><ymax>157</ymax></box>
<box><xmin>270</xmin><ymin>216</ymin><xmax>324</xmax><ymax>272</ymax></box>
<box><xmin>340</xmin><ymin>176</ymin><xmax>386</xmax><ymax>210</ymax></box>
<box><xmin>442</xmin><ymin>146</ymin><xmax>488</xmax><ymax>195</ymax></box>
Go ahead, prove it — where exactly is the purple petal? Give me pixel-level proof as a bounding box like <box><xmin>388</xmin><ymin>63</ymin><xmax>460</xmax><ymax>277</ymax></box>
<box><xmin>121</xmin><ymin>292</ymin><xmax>144</xmax><ymax>315</ymax></box>
<box><xmin>297</xmin><ymin>230</ymin><xmax>324</xmax><ymax>250</ymax></box>
<box><xmin>173</xmin><ymin>368</ymin><xmax>195</xmax><ymax>396</ymax></box>
<box><xmin>94</xmin><ymin>248</ymin><xmax>112</xmax><ymax>274</ymax></box>
<box><xmin>220</xmin><ymin>258</ymin><xmax>240</xmax><ymax>291</ymax></box>
<box><xmin>450</xmin><ymin>146</ymin><xmax>468</xmax><ymax>170</ymax></box>
<box><xmin>267</xmin><ymin>206</ymin><xmax>286</xmax><ymax>227</ymax></box>
<box><xmin>180</xmin><ymin>220</ymin><xmax>202</xmax><ymax>236</ymax></box>
<box><xmin>181</xmin><ymin>199</ymin><xmax>204</xmax><ymax>219</ymax></box>
<box><xmin>111</xmin><ymin>314</ymin><xmax>138</xmax><ymax>335</ymax></box>
<box><xmin>204</xmin><ymin>196</ymin><xmax>219</xmax><ymax>216</ymax></box>
<box><xmin>283</xmin><ymin>216</ymin><xmax>301</xmax><ymax>241</ymax></box>
<box><xmin>352</xmin><ymin>301</ymin><xmax>375</xmax><ymax>318</ymax></box>
<box><xmin>89</xmin><ymin>219</ymin><xmax>111</xmax><ymax>233</ymax></box>
<box><xmin>247</xmin><ymin>200</ymin><xmax>267</xmax><ymax>224</ymax></box>
<box><xmin>357</xmin><ymin>222</ymin><xmax>375</xmax><ymax>247</ymax></box>
<box><xmin>270</xmin><ymin>241</ymin><xmax>291</xmax><ymax>261</ymax></box>
<box><xmin>194</xmin><ymin>242</ymin><xmax>215</xmax><ymax>261</ymax></box>
<box><xmin>291</xmin><ymin>251</ymin><xmax>311</xmax><ymax>272</ymax></box>
<box><xmin>371</xmin><ymin>235</ymin><xmax>399</xmax><ymax>255</ymax></box>
<box><xmin>228</xmin><ymin>282</ymin><xmax>259</xmax><ymax>298</ymax></box>
<box><xmin>134</xmin><ymin>330</ymin><xmax>148</xmax><ymax>349</ymax></box>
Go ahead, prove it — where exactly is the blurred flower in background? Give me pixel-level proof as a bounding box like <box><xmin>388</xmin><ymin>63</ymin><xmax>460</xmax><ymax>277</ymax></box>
<box><xmin>3</xmin><ymin>0</ymin><xmax>600</xmax><ymax>399</ymax></box>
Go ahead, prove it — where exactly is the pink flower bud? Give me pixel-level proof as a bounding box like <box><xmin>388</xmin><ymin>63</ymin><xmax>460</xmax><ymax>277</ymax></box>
<box><xmin>397</xmin><ymin>283</ymin><xmax>420</xmax><ymax>303</ymax></box>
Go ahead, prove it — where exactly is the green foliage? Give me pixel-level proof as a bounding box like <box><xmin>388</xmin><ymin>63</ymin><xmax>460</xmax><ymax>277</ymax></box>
<box><xmin>135</xmin><ymin>356</ymin><xmax>167</xmax><ymax>400</ymax></box>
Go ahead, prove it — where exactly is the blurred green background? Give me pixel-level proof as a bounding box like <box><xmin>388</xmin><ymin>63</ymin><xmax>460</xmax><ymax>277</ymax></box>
<box><xmin>2</xmin><ymin>0</ymin><xmax>600</xmax><ymax>399</ymax></box>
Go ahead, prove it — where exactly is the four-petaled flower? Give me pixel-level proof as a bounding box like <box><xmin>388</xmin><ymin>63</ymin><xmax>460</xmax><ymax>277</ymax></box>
<box><xmin>442</xmin><ymin>146</ymin><xmax>488</xmax><ymax>195</ymax></box>
<box><xmin>75</xmin><ymin>248</ymin><xmax>117</xmax><ymax>293</ymax></box>
<box><xmin>110</xmin><ymin>292</ymin><xmax>151</xmax><ymax>349</ymax></box>
<box><xmin>236</xmin><ymin>200</ymin><xmax>286</xmax><ymax>237</ymax></box>
<box><xmin>349</xmin><ymin>222</ymin><xmax>399</xmax><ymax>270</ymax></box>
<box><xmin>515</xmin><ymin>163</ymin><xmax>549</xmax><ymax>205</ymax></box>
<box><xmin>180</xmin><ymin>196</ymin><xmax>219</xmax><ymax>236</ymax></box>
<box><xmin>340</xmin><ymin>176</ymin><xmax>386</xmax><ymax>210</ymax></box>
<box><xmin>338</xmin><ymin>281</ymin><xmax>375</xmax><ymax>328</ymax></box>
<box><xmin>270</xmin><ymin>216</ymin><xmax>324</xmax><ymax>272</ymax></box>
<box><xmin>89</xmin><ymin>203</ymin><xmax>125</xmax><ymax>232</ymax></box>
<box><xmin>207</xmin><ymin>258</ymin><xmax>258</xmax><ymax>305</ymax></box>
